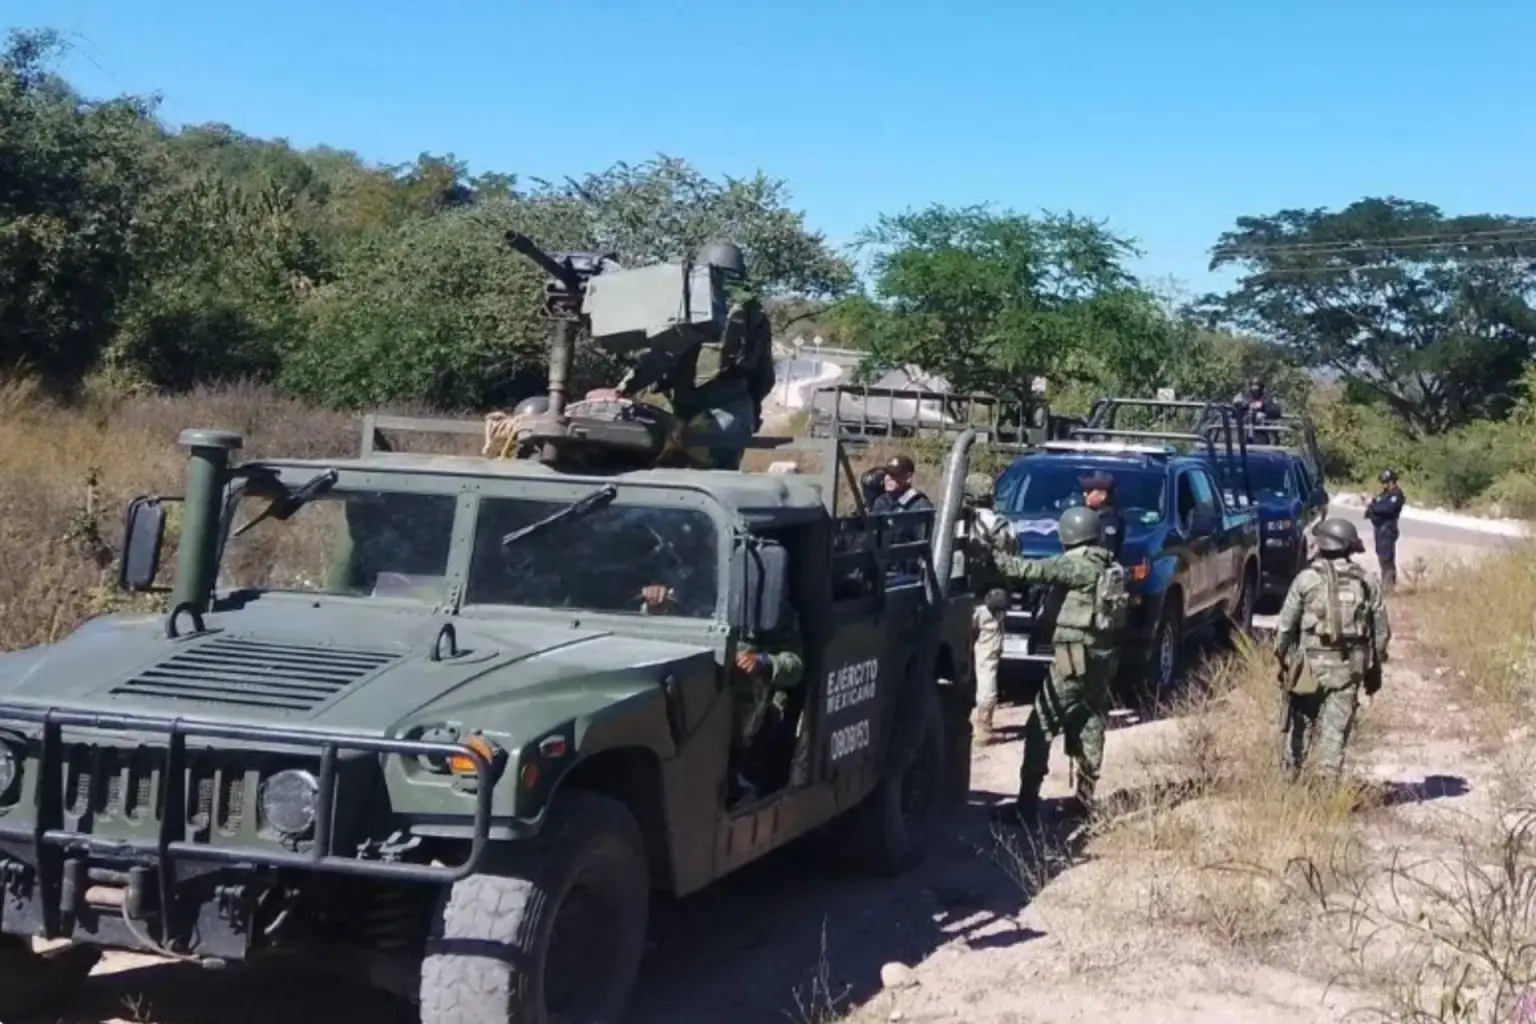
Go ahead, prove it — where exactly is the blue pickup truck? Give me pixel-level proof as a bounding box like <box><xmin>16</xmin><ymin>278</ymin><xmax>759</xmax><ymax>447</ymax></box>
<box><xmin>1208</xmin><ymin>416</ymin><xmax>1329</xmax><ymax>605</ymax></box>
<box><xmin>993</xmin><ymin>399</ymin><xmax>1262</xmax><ymax>705</ymax></box>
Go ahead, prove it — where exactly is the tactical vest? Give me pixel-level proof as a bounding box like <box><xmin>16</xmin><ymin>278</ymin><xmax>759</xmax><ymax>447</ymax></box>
<box><xmin>694</xmin><ymin>281</ymin><xmax>767</xmax><ymax>389</ymax></box>
<box><xmin>1300</xmin><ymin>558</ymin><xmax>1373</xmax><ymax>648</ymax></box>
<box><xmin>1051</xmin><ymin>548</ymin><xmax>1123</xmax><ymax>636</ymax></box>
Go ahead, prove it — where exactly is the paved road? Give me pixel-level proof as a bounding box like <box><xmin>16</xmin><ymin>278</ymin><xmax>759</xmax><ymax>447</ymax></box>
<box><xmin>1329</xmin><ymin>502</ymin><xmax>1522</xmax><ymax>551</ymax></box>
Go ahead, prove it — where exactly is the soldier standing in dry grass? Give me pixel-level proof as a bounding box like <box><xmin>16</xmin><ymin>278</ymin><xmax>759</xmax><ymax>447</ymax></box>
<box><xmin>982</xmin><ymin>506</ymin><xmax>1128</xmax><ymax>828</ymax></box>
<box><xmin>1272</xmin><ymin>518</ymin><xmax>1392</xmax><ymax>782</ymax></box>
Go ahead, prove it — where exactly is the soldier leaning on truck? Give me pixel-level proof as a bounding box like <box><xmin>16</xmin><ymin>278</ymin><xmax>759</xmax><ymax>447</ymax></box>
<box><xmin>595</xmin><ymin>240</ymin><xmax>775</xmax><ymax>471</ymax></box>
<box><xmin>1272</xmin><ymin>518</ymin><xmax>1391</xmax><ymax>784</ymax></box>
<box><xmin>977</xmin><ymin>506</ymin><xmax>1129</xmax><ymax>828</ymax></box>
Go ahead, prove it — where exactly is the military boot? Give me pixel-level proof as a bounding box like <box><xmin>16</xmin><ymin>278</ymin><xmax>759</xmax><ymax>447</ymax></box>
<box><xmin>988</xmin><ymin>778</ymin><xmax>1043</xmax><ymax>829</ymax></box>
<box><xmin>973</xmin><ymin>705</ymin><xmax>995</xmax><ymax>747</ymax></box>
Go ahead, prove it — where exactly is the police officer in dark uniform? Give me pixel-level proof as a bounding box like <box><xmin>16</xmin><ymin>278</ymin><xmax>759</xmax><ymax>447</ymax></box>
<box><xmin>1364</xmin><ymin>469</ymin><xmax>1405</xmax><ymax>593</ymax></box>
<box><xmin>1079</xmin><ymin>470</ymin><xmax>1124</xmax><ymax>559</ymax></box>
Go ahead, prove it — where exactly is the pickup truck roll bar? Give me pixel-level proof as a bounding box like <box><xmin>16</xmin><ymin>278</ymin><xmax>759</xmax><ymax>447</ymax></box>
<box><xmin>1076</xmin><ymin>397</ymin><xmax>1255</xmax><ymax>506</ymax></box>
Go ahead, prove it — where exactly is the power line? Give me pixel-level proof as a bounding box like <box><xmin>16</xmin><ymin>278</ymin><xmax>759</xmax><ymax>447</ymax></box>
<box><xmin>1211</xmin><ymin>226</ymin><xmax>1536</xmax><ymax>259</ymax></box>
<box><xmin>1233</xmin><ymin>254</ymin><xmax>1536</xmax><ymax>278</ymax></box>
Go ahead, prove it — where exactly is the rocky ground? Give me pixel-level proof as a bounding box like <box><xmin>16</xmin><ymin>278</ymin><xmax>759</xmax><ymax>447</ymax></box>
<box><xmin>26</xmin><ymin>532</ymin><xmax>1516</xmax><ymax>1024</ymax></box>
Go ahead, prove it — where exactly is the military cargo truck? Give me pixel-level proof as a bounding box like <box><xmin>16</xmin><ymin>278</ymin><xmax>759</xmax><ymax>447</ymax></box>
<box><xmin>0</xmin><ymin>416</ymin><xmax>984</xmax><ymax>1024</ymax></box>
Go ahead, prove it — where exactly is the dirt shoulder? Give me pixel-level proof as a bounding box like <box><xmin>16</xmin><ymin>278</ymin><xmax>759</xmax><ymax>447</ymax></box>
<box><xmin>53</xmin><ymin>534</ymin><xmax>1525</xmax><ymax>1024</ymax></box>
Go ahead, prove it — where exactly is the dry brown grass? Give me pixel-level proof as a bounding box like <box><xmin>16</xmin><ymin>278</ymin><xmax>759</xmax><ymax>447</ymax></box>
<box><xmin>985</xmin><ymin>636</ymin><xmax>1386</xmax><ymax>954</ymax></box>
<box><xmin>0</xmin><ymin>378</ymin><xmax>360</xmax><ymax>651</ymax></box>
<box><xmin>1403</xmin><ymin>541</ymin><xmax>1536</xmax><ymax>720</ymax></box>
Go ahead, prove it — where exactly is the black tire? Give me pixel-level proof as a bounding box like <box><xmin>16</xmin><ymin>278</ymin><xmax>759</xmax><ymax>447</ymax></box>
<box><xmin>825</xmin><ymin>682</ymin><xmax>948</xmax><ymax>877</ymax></box>
<box><xmin>419</xmin><ymin>791</ymin><xmax>649</xmax><ymax>1024</ymax></box>
<box><xmin>0</xmin><ymin>936</ymin><xmax>101</xmax><ymax>1019</ymax></box>
<box><xmin>1220</xmin><ymin>563</ymin><xmax>1258</xmax><ymax>642</ymax></box>
<box><xmin>1143</xmin><ymin>592</ymin><xmax>1184</xmax><ymax>712</ymax></box>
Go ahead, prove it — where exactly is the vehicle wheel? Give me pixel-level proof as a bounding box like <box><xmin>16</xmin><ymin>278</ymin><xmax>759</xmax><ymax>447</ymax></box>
<box><xmin>825</xmin><ymin>682</ymin><xmax>947</xmax><ymax>877</ymax></box>
<box><xmin>0</xmin><ymin>936</ymin><xmax>101</xmax><ymax>1019</ymax></box>
<box><xmin>1143</xmin><ymin>593</ymin><xmax>1184</xmax><ymax>712</ymax></box>
<box><xmin>1221</xmin><ymin>564</ymin><xmax>1257</xmax><ymax>642</ymax></box>
<box><xmin>419</xmin><ymin>791</ymin><xmax>649</xmax><ymax>1024</ymax></box>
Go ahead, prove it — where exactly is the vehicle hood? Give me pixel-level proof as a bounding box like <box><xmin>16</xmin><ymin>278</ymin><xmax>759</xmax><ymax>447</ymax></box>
<box><xmin>0</xmin><ymin>602</ymin><xmax>711</xmax><ymax>736</ymax></box>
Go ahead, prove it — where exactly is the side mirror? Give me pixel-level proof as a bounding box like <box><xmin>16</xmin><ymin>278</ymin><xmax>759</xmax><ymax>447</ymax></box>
<box><xmin>728</xmin><ymin>540</ymin><xmax>788</xmax><ymax>633</ymax></box>
<box><xmin>119</xmin><ymin>497</ymin><xmax>168</xmax><ymax>592</ymax></box>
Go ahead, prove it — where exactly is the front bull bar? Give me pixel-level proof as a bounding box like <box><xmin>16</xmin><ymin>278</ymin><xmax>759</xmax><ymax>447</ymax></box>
<box><xmin>0</xmin><ymin>705</ymin><xmax>494</xmax><ymax>933</ymax></box>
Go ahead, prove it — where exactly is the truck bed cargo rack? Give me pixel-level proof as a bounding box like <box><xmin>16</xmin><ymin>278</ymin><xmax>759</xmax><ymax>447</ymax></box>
<box><xmin>1075</xmin><ymin>397</ymin><xmax>1255</xmax><ymax>505</ymax></box>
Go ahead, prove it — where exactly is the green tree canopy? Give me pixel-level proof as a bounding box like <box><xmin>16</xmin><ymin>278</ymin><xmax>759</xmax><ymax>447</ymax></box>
<box><xmin>831</xmin><ymin>204</ymin><xmax>1183</xmax><ymax>399</ymax></box>
<box><xmin>1204</xmin><ymin>196</ymin><xmax>1536</xmax><ymax>435</ymax></box>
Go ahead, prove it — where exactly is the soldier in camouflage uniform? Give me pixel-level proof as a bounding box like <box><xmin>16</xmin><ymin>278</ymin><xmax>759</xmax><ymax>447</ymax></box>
<box><xmin>1272</xmin><ymin>518</ymin><xmax>1391</xmax><ymax>783</ymax></box>
<box><xmin>641</xmin><ymin>581</ymin><xmax>803</xmax><ymax>802</ymax></box>
<box><xmin>605</xmin><ymin>240</ymin><xmax>775</xmax><ymax>471</ymax></box>
<box><xmin>982</xmin><ymin>506</ymin><xmax>1129</xmax><ymax>827</ymax></box>
<box><xmin>964</xmin><ymin>472</ymin><xmax>1013</xmax><ymax>746</ymax></box>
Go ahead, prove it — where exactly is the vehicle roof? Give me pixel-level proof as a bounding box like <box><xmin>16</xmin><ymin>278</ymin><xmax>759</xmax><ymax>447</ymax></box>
<box><xmin>259</xmin><ymin>452</ymin><xmax>830</xmax><ymax>518</ymax></box>
<box><xmin>1004</xmin><ymin>449</ymin><xmax>1201</xmax><ymax>475</ymax></box>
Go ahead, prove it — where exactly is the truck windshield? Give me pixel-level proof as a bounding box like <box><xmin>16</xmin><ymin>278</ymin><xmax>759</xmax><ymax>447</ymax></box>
<box><xmin>465</xmin><ymin>497</ymin><xmax>720</xmax><ymax>618</ymax></box>
<box><xmin>998</xmin><ymin>460</ymin><xmax>1167</xmax><ymax>524</ymax></box>
<box><xmin>220</xmin><ymin>490</ymin><xmax>458</xmax><ymax>602</ymax></box>
<box><xmin>1216</xmin><ymin>458</ymin><xmax>1293</xmax><ymax>499</ymax></box>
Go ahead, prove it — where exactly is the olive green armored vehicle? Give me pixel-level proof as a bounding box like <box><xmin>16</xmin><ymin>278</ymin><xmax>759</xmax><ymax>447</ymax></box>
<box><xmin>0</xmin><ymin>408</ymin><xmax>985</xmax><ymax>1022</ymax></box>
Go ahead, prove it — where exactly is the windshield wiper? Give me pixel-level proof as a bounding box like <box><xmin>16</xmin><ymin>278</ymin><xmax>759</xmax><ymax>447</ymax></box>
<box><xmin>501</xmin><ymin>484</ymin><xmax>618</xmax><ymax>551</ymax></box>
<box><xmin>232</xmin><ymin>469</ymin><xmax>339</xmax><ymax>538</ymax></box>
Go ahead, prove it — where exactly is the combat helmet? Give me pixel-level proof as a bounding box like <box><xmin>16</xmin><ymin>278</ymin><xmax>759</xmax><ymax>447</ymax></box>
<box><xmin>1312</xmin><ymin>517</ymin><xmax>1363</xmax><ymax>556</ymax></box>
<box><xmin>964</xmin><ymin>472</ymin><xmax>994</xmax><ymax>502</ymax></box>
<box><xmin>1058</xmin><ymin>506</ymin><xmax>1103</xmax><ymax>549</ymax></box>
<box><xmin>699</xmin><ymin>240</ymin><xmax>746</xmax><ymax>277</ymax></box>
<box><xmin>512</xmin><ymin>394</ymin><xmax>550</xmax><ymax>418</ymax></box>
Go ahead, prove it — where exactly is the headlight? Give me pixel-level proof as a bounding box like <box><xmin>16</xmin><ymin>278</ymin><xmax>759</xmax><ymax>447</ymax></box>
<box><xmin>260</xmin><ymin>769</ymin><xmax>320</xmax><ymax>837</ymax></box>
<box><xmin>0</xmin><ymin>744</ymin><xmax>16</xmax><ymax>799</ymax></box>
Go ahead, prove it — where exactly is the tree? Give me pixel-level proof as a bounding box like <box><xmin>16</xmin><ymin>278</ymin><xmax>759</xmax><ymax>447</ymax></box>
<box><xmin>1204</xmin><ymin>197</ymin><xmax>1536</xmax><ymax>435</ymax></box>
<box><xmin>831</xmin><ymin>204</ymin><xmax>1180</xmax><ymax>397</ymax></box>
<box><xmin>0</xmin><ymin>29</ymin><xmax>163</xmax><ymax>384</ymax></box>
<box><xmin>533</xmin><ymin>156</ymin><xmax>854</xmax><ymax>300</ymax></box>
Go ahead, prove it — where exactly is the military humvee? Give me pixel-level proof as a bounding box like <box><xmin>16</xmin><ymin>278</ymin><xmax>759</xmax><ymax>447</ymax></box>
<box><xmin>0</xmin><ymin>415</ymin><xmax>984</xmax><ymax>1023</ymax></box>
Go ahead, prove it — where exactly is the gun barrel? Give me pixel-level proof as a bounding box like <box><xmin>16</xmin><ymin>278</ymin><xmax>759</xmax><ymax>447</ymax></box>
<box><xmin>504</xmin><ymin>231</ymin><xmax>582</xmax><ymax>292</ymax></box>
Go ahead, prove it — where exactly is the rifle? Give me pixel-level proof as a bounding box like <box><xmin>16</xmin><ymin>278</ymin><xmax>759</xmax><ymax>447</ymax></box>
<box><xmin>1276</xmin><ymin>648</ymin><xmax>1302</xmax><ymax>733</ymax></box>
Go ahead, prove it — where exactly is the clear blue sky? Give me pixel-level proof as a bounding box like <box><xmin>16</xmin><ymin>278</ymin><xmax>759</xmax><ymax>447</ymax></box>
<box><xmin>13</xmin><ymin>0</ymin><xmax>1536</xmax><ymax>295</ymax></box>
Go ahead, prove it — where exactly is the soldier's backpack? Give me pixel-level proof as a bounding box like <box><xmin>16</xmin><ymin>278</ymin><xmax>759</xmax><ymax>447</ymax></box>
<box><xmin>1093</xmin><ymin>562</ymin><xmax>1130</xmax><ymax>634</ymax></box>
<box><xmin>1308</xmin><ymin>559</ymin><xmax>1373</xmax><ymax>645</ymax></box>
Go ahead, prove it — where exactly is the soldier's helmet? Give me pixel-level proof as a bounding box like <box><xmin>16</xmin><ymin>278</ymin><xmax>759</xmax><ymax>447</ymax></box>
<box><xmin>512</xmin><ymin>395</ymin><xmax>550</xmax><ymax>418</ymax></box>
<box><xmin>699</xmin><ymin>240</ymin><xmax>746</xmax><ymax>278</ymax></box>
<box><xmin>1057</xmin><ymin>506</ymin><xmax>1102</xmax><ymax>549</ymax></box>
<box><xmin>1246</xmin><ymin>377</ymin><xmax>1264</xmax><ymax>395</ymax></box>
<box><xmin>1312</xmin><ymin>517</ymin><xmax>1363</xmax><ymax>555</ymax></box>
<box><xmin>964</xmin><ymin>472</ymin><xmax>994</xmax><ymax>502</ymax></box>
<box><xmin>1379</xmin><ymin>468</ymin><xmax>1398</xmax><ymax>484</ymax></box>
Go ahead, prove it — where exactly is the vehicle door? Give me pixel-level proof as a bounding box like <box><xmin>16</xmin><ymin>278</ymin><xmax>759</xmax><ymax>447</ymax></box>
<box><xmin>1170</xmin><ymin>469</ymin><xmax>1211</xmax><ymax>612</ymax></box>
<box><xmin>816</xmin><ymin>517</ymin><xmax>901</xmax><ymax>790</ymax></box>
<box><xmin>1189</xmin><ymin>464</ymin><xmax>1237</xmax><ymax>606</ymax></box>
<box><xmin>1293</xmin><ymin>459</ymin><xmax>1327</xmax><ymax>525</ymax></box>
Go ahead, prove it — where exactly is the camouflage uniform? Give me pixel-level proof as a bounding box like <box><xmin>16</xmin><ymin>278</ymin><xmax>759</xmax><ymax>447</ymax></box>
<box><xmin>673</xmin><ymin>243</ymin><xmax>775</xmax><ymax>470</ymax></box>
<box><xmin>731</xmin><ymin>601</ymin><xmax>804</xmax><ymax>800</ymax></box>
<box><xmin>988</xmin><ymin>507</ymin><xmax>1127</xmax><ymax>825</ymax></box>
<box><xmin>1273</xmin><ymin>518</ymin><xmax>1391</xmax><ymax>782</ymax></box>
<box><xmin>610</xmin><ymin>242</ymin><xmax>773</xmax><ymax>471</ymax></box>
